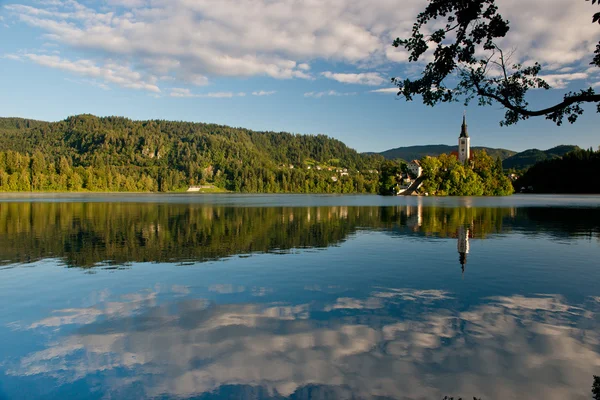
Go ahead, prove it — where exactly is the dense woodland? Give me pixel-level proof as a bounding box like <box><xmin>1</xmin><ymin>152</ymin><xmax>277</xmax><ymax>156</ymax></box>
<box><xmin>1</xmin><ymin>115</ymin><xmax>594</xmax><ymax>195</ymax></box>
<box><xmin>408</xmin><ymin>151</ymin><xmax>514</xmax><ymax>196</ymax></box>
<box><xmin>516</xmin><ymin>148</ymin><xmax>600</xmax><ymax>193</ymax></box>
<box><xmin>0</xmin><ymin>115</ymin><xmax>383</xmax><ymax>193</ymax></box>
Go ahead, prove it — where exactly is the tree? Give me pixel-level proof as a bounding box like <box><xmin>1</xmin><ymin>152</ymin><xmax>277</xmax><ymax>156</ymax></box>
<box><xmin>392</xmin><ymin>0</ymin><xmax>600</xmax><ymax>126</ymax></box>
<box><xmin>378</xmin><ymin>160</ymin><xmax>402</xmax><ymax>195</ymax></box>
<box><xmin>419</xmin><ymin>151</ymin><xmax>513</xmax><ymax>196</ymax></box>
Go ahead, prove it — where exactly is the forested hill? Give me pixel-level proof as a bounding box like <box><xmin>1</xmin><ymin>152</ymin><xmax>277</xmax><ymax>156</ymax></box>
<box><xmin>0</xmin><ymin>115</ymin><xmax>383</xmax><ymax>193</ymax></box>
<box><xmin>373</xmin><ymin>144</ymin><xmax>515</xmax><ymax>162</ymax></box>
<box><xmin>502</xmin><ymin>145</ymin><xmax>580</xmax><ymax>171</ymax></box>
<box><xmin>515</xmin><ymin>148</ymin><xmax>600</xmax><ymax>193</ymax></box>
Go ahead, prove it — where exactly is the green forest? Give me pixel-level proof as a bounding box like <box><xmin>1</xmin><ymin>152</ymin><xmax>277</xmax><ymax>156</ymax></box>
<box><xmin>2</xmin><ymin>114</ymin><xmax>592</xmax><ymax>195</ymax></box>
<box><xmin>377</xmin><ymin>150</ymin><xmax>514</xmax><ymax>196</ymax></box>
<box><xmin>515</xmin><ymin>148</ymin><xmax>600</xmax><ymax>193</ymax></box>
<box><xmin>0</xmin><ymin>115</ymin><xmax>383</xmax><ymax>193</ymax></box>
<box><xmin>418</xmin><ymin>151</ymin><xmax>514</xmax><ymax>196</ymax></box>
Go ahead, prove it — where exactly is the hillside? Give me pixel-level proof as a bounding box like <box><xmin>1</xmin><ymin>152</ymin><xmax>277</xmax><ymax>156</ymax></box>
<box><xmin>374</xmin><ymin>145</ymin><xmax>515</xmax><ymax>162</ymax></box>
<box><xmin>502</xmin><ymin>145</ymin><xmax>580</xmax><ymax>171</ymax></box>
<box><xmin>0</xmin><ymin>115</ymin><xmax>383</xmax><ymax>193</ymax></box>
<box><xmin>515</xmin><ymin>148</ymin><xmax>600</xmax><ymax>193</ymax></box>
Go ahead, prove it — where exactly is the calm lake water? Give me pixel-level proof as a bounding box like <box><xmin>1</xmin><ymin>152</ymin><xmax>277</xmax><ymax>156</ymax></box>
<box><xmin>0</xmin><ymin>194</ymin><xmax>599</xmax><ymax>400</ymax></box>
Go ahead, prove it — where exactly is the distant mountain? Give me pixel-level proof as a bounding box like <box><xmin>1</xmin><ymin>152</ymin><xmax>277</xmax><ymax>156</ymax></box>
<box><xmin>373</xmin><ymin>145</ymin><xmax>516</xmax><ymax>162</ymax></box>
<box><xmin>502</xmin><ymin>145</ymin><xmax>580</xmax><ymax>171</ymax></box>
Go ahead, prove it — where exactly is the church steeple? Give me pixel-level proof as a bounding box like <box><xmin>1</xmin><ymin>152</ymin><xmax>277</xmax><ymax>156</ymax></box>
<box><xmin>458</xmin><ymin>112</ymin><xmax>471</xmax><ymax>163</ymax></box>
<box><xmin>460</xmin><ymin>113</ymin><xmax>469</xmax><ymax>138</ymax></box>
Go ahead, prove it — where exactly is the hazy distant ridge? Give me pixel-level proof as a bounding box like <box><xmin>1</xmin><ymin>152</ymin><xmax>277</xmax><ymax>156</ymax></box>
<box><xmin>502</xmin><ymin>145</ymin><xmax>580</xmax><ymax>171</ymax></box>
<box><xmin>372</xmin><ymin>144</ymin><xmax>516</xmax><ymax>162</ymax></box>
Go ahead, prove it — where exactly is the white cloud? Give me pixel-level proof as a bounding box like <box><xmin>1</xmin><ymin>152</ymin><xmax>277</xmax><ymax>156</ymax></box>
<box><xmin>188</xmin><ymin>74</ymin><xmax>209</xmax><ymax>86</ymax></box>
<box><xmin>370</xmin><ymin>87</ymin><xmax>399</xmax><ymax>94</ymax></box>
<box><xmin>322</xmin><ymin>71</ymin><xmax>387</xmax><ymax>86</ymax></box>
<box><xmin>4</xmin><ymin>0</ymin><xmax>598</xmax><ymax>92</ymax></box>
<box><xmin>203</xmin><ymin>92</ymin><xmax>246</xmax><ymax>98</ymax></box>
<box><xmin>169</xmin><ymin>88</ymin><xmax>194</xmax><ymax>98</ymax></box>
<box><xmin>251</xmin><ymin>90</ymin><xmax>276</xmax><ymax>96</ymax></box>
<box><xmin>9</xmin><ymin>53</ymin><xmax>160</xmax><ymax>92</ymax></box>
<box><xmin>304</xmin><ymin>90</ymin><xmax>356</xmax><ymax>98</ymax></box>
<box><xmin>539</xmin><ymin>72</ymin><xmax>590</xmax><ymax>89</ymax></box>
<box><xmin>105</xmin><ymin>0</ymin><xmax>146</xmax><ymax>7</ymax></box>
<box><xmin>169</xmin><ymin>88</ymin><xmax>246</xmax><ymax>98</ymax></box>
<box><xmin>2</xmin><ymin>54</ymin><xmax>24</xmax><ymax>61</ymax></box>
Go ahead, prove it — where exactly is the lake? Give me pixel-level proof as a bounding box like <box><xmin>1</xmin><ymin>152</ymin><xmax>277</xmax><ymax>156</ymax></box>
<box><xmin>0</xmin><ymin>194</ymin><xmax>599</xmax><ymax>400</ymax></box>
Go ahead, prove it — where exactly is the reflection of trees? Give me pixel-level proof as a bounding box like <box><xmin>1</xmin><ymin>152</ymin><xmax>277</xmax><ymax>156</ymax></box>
<box><xmin>0</xmin><ymin>203</ymin><xmax>365</xmax><ymax>267</ymax></box>
<box><xmin>415</xmin><ymin>206</ymin><xmax>510</xmax><ymax>239</ymax></box>
<box><xmin>514</xmin><ymin>208</ymin><xmax>600</xmax><ymax>240</ymax></box>
<box><xmin>8</xmin><ymin>289</ymin><xmax>600</xmax><ymax>400</ymax></box>
<box><xmin>0</xmin><ymin>203</ymin><xmax>597</xmax><ymax>267</ymax></box>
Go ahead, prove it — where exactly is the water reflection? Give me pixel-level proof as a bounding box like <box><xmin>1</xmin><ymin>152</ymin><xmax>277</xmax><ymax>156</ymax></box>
<box><xmin>5</xmin><ymin>288</ymin><xmax>600</xmax><ymax>400</ymax></box>
<box><xmin>1</xmin><ymin>199</ymin><xmax>600</xmax><ymax>399</ymax></box>
<box><xmin>457</xmin><ymin>225</ymin><xmax>470</xmax><ymax>274</ymax></box>
<box><xmin>0</xmin><ymin>202</ymin><xmax>598</xmax><ymax>268</ymax></box>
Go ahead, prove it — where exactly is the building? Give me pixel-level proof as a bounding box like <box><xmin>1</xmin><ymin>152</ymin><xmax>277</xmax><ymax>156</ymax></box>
<box><xmin>458</xmin><ymin>114</ymin><xmax>471</xmax><ymax>163</ymax></box>
<box><xmin>186</xmin><ymin>185</ymin><xmax>214</xmax><ymax>192</ymax></box>
<box><xmin>407</xmin><ymin>160</ymin><xmax>422</xmax><ymax>178</ymax></box>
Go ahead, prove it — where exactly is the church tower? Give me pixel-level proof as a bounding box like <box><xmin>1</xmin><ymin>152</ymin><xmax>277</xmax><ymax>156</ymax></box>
<box><xmin>458</xmin><ymin>114</ymin><xmax>470</xmax><ymax>163</ymax></box>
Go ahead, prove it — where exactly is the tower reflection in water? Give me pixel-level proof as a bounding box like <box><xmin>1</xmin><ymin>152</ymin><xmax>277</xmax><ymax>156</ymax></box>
<box><xmin>457</xmin><ymin>224</ymin><xmax>470</xmax><ymax>275</ymax></box>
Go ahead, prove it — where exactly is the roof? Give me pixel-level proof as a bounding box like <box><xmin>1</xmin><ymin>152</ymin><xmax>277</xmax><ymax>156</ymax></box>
<box><xmin>460</xmin><ymin>114</ymin><xmax>469</xmax><ymax>138</ymax></box>
<box><xmin>410</xmin><ymin>160</ymin><xmax>421</xmax><ymax>166</ymax></box>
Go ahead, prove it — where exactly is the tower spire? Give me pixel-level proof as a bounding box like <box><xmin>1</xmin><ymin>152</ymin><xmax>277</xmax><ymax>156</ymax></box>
<box><xmin>460</xmin><ymin>112</ymin><xmax>469</xmax><ymax>138</ymax></box>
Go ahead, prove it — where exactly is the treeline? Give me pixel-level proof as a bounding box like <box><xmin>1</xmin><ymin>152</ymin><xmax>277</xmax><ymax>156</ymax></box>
<box><xmin>419</xmin><ymin>151</ymin><xmax>514</xmax><ymax>196</ymax></box>
<box><xmin>0</xmin><ymin>115</ymin><xmax>383</xmax><ymax>193</ymax></box>
<box><xmin>515</xmin><ymin>148</ymin><xmax>600</xmax><ymax>193</ymax></box>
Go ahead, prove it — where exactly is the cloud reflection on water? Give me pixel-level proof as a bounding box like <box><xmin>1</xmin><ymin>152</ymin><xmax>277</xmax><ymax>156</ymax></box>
<box><xmin>7</xmin><ymin>288</ymin><xmax>600</xmax><ymax>400</ymax></box>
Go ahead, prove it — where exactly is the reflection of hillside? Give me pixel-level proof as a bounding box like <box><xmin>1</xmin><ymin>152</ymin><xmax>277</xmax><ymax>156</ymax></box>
<box><xmin>0</xmin><ymin>203</ymin><xmax>597</xmax><ymax>267</ymax></box>
<box><xmin>0</xmin><ymin>203</ymin><xmax>364</xmax><ymax>267</ymax></box>
<box><xmin>8</xmin><ymin>289</ymin><xmax>600</xmax><ymax>400</ymax></box>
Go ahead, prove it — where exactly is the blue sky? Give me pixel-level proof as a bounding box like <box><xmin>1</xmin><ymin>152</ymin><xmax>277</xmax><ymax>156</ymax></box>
<box><xmin>0</xmin><ymin>0</ymin><xmax>599</xmax><ymax>153</ymax></box>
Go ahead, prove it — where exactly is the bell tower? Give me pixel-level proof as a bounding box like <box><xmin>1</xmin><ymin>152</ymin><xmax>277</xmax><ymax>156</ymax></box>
<box><xmin>458</xmin><ymin>113</ymin><xmax>470</xmax><ymax>163</ymax></box>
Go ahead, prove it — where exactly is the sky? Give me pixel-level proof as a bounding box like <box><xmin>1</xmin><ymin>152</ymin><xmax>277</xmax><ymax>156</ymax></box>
<box><xmin>0</xmin><ymin>0</ymin><xmax>599</xmax><ymax>153</ymax></box>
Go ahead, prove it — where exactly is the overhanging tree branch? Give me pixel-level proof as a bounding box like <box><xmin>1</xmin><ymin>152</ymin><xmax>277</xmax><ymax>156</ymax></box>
<box><xmin>392</xmin><ymin>0</ymin><xmax>600</xmax><ymax>126</ymax></box>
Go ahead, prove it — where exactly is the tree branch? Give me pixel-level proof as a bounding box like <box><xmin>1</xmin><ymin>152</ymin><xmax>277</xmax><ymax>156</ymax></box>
<box><xmin>393</xmin><ymin>0</ymin><xmax>600</xmax><ymax>126</ymax></box>
<box><xmin>474</xmin><ymin>82</ymin><xmax>600</xmax><ymax>117</ymax></box>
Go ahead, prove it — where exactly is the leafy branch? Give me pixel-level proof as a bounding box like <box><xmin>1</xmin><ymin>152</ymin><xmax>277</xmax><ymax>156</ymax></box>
<box><xmin>392</xmin><ymin>0</ymin><xmax>600</xmax><ymax>126</ymax></box>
